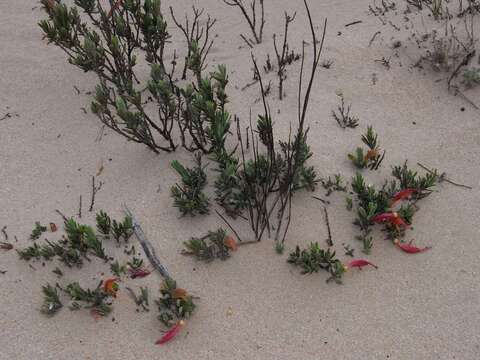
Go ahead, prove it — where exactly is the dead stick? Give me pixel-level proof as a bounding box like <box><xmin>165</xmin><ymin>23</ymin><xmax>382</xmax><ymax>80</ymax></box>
<box><xmin>55</xmin><ymin>209</ymin><xmax>68</xmax><ymax>222</ymax></box>
<box><xmin>312</xmin><ymin>196</ymin><xmax>331</xmax><ymax>205</ymax></box>
<box><xmin>89</xmin><ymin>176</ymin><xmax>102</xmax><ymax>212</ymax></box>
<box><xmin>78</xmin><ymin>195</ymin><xmax>82</xmax><ymax>218</ymax></box>
<box><xmin>368</xmin><ymin>31</ymin><xmax>381</xmax><ymax>47</ymax></box>
<box><xmin>323</xmin><ymin>206</ymin><xmax>333</xmax><ymax>246</ymax></box>
<box><xmin>345</xmin><ymin>20</ymin><xmax>362</xmax><ymax>27</ymax></box>
<box><xmin>417</xmin><ymin>163</ymin><xmax>473</xmax><ymax>190</ymax></box>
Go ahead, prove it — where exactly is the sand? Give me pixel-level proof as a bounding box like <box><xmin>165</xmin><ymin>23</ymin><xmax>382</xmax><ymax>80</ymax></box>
<box><xmin>1</xmin><ymin>0</ymin><xmax>479</xmax><ymax>359</ymax></box>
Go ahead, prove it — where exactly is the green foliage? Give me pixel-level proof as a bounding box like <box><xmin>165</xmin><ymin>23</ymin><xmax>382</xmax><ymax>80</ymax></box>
<box><xmin>112</xmin><ymin>216</ymin><xmax>133</xmax><ymax>243</ymax></box>
<box><xmin>39</xmin><ymin>0</ymin><xmax>220</xmax><ymax>154</ymax></box>
<box><xmin>65</xmin><ymin>218</ymin><xmax>107</xmax><ymax>259</ymax></box>
<box><xmin>96</xmin><ymin>211</ymin><xmax>111</xmax><ymax>237</ymax></box>
<box><xmin>350</xmin><ymin>161</ymin><xmax>439</xmax><ymax>252</ymax></box>
<box><xmin>346</xmin><ymin>196</ymin><xmax>353</xmax><ymax>211</ymax></box>
<box><xmin>287</xmin><ymin>243</ymin><xmax>346</xmax><ymax>283</ymax></box>
<box><xmin>110</xmin><ymin>260</ymin><xmax>127</xmax><ymax>277</ymax></box>
<box><xmin>171</xmin><ymin>154</ymin><xmax>210</xmax><ymax>216</ymax></box>
<box><xmin>40</xmin><ymin>283</ymin><xmax>63</xmax><ymax>316</ymax></box>
<box><xmin>463</xmin><ymin>68</ymin><xmax>480</xmax><ymax>88</ymax></box>
<box><xmin>321</xmin><ymin>174</ymin><xmax>347</xmax><ymax>196</ymax></box>
<box><xmin>182</xmin><ymin>228</ymin><xmax>230</xmax><ymax>261</ymax></box>
<box><xmin>156</xmin><ymin>279</ymin><xmax>196</xmax><ymax>327</ymax></box>
<box><xmin>348</xmin><ymin>126</ymin><xmax>385</xmax><ymax>170</ymax></box>
<box><xmin>392</xmin><ymin>162</ymin><xmax>438</xmax><ymax>198</ymax></box>
<box><xmin>275</xmin><ymin>241</ymin><xmax>285</xmax><ymax>255</ymax></box>
<box><xmin>64</xmin><ymin>281</ymin><xmax>113</xmax><ymax>316</ymax></box>
<box><xmin>127</xmin><ymin>256</ymin><xmax>144</xmax><ymax>270</ymax></box>
<box><xmin>30</xmin><ymin>222</ymin><xmax>47</xmax><ymax>240</ymax></box>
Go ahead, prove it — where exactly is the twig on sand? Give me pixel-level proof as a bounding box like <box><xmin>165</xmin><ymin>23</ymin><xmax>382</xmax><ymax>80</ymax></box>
<box><xmin>55</xmin><ymin>209</ymin><xmax>68</xmax><ymax>222</ymax></box>
<box><xmin>417</xmin><ymin>162</ymin><xmax>473</xmax><ymax>190</ymax></box>
<box><xmin>323</xmin><ymin>206</ymin><xmax>333</xmax><ymax>246</ymax></box>
<box><xmin>89</xmin><ymin>176</ymin><xmax>103</xmax><ymax>212</ymax></box>
<box><xmin>78</xmin><ymin>195</ymin><xmax>82</xmax><ymax>218</ymax></box>
<box><xmin>312</xmin><ymin>196</ymin><xmax>331</xmax><ymax>205</ymax></box>
<box><xmin>368</xmin><ymin>31</ymin><xmax>381</xmax><ymax>47</ymax></box>
<box><xmin>123</xmin><ymin>205</ymin><xmax>172</xmax><ymax>280</ymax></box>
<box><xmin>345</xmin><ymin>20</ymin><xmax>362</xmax><ymax>27</ymax></box>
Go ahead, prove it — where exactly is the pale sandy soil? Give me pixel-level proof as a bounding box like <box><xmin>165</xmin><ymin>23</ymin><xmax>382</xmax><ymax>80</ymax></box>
<box><xmin>1</xmin><ymin>1</ymin><xmax>480</xmax><ymax>359</ymax></box>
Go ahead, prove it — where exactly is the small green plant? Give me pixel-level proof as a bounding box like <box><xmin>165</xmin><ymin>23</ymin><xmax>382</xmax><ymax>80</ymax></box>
<box><xmin>463</xmin><ymin>68</ymin><xmax>480</xmax><ymax>88</ymax></box>
<box><xmin>348</xmin><ymin>126</ymin><xmax>385</xmax><ymax>170</ymax></box>
<box><xmin>30</xmin><ymin>222</ymin><xmax>47</xmax><ymax>240</ymax></box>
<box><xmin>156</xmin><ymin>279</ymin><xmax>196</xmax><ymax>327</ymax></box>
<box><xmin>127</xmin><ymin>256</ymin><xmax>144</xmax><ymax>270</ymax></box>
<box><xmin>320</xmin><ymin>174</ymin><xmax>347</xmax><ymax>196</ymax></box>
<box><xmin>182</xmin><ymin>228</ymin><xmax>231</xmax><ymax>261</ymax></box>
<box><xmin>346</xmin><ymin>196</ymin><xmax>353</xmax><ymax>210</ymax></box>
<box><xmin>96</xmin><ymin>211</ymin><xmax>111</xmax><ymax>237</ymax></box>
<box><xmin>275</xmin><ymin>241</ymin><xmax>285</xmax><ymax>254</ymax></box>
<box><xmin>110</xmin><ymin>260</ymin><xmax>127</xmax><ymax>277</ymax></box>
<box><xmin>287</xmin><ymin>243</ymin><xmax>346</xmax><ymax>283</ymax></box>
<box><xmin>171</xmin><ymin>154</ymin><xmax>209</xmax><ymax>216</ymax></box>
<box><xmin>63</xmin><ymin>281</ymin><xmax>114</xmax><ymax>317</ymax></box>
<box><xmin>40</xmin><ymin>283</ymin><xmax>63</xmax><ymax>316</ymax></box>
<box><xmin>112</xmin><ymin>216</ymin><xmax>133</xmax><ymax>243</ymax></box>
<box><xmin>332</xmin><ymin>94</ymin><xmax>359</xmax><ymax>129</ymax></box>
<box><xmin>350</xmin><ymin>162</ymin><xmax>439</xmax><ymax>252</ymax></box>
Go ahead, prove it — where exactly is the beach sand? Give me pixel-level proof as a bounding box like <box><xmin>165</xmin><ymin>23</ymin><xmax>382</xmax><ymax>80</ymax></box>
<box><xmin>1</xmin><ymin>1</ymin><xmax>479</xmax><ymax>359</ymax></box>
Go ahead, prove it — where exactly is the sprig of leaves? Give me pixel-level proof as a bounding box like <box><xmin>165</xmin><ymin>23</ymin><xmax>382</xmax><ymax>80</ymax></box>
<box><xmin>30</xmin><ymin>222</ymin><xmax>47</xmax><ymax>240</ymax></box>
<box><xmin>156</xmin><ymin>279</ymin><xmax>196</xmax><ymax>327</ymax></box>
<box><xmin>288</xmin><ymin>243</ymin><xmax>346</xmax><ymax>283</ymax></box>
<box><xmin>348</xmin><ymin>126</ymin><xmax>385</xmax><ymax>170</ymax></box>
<box><xmin>171</xmin><ymin>153</ymin><xmax>210</xmax><ymax>216</ymax></box>
<box><xmin>40</xmin><ymin>283</ymin><xmax>63</xmax><ymax>316</ymax></box>
<box><xmin>182</xmin><ymin>228</ymin><xmax>231</xmax><ymax>262</ymax></box>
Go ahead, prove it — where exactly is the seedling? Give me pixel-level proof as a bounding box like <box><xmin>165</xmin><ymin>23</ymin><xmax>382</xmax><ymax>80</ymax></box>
<box><xmin>320</xmin><ymin>174</ymin><xmax>347</xmax><ymax>196</ymax></box>
<box><xmin>156</xmin><ymin>279</ymin><xmax>195</xmax><ymax>327</ymax></box>
<box><xmin>463</xmin><ymin>68</ymin><xmax>480</xmax><ymax>88</ymax></box>
<box><xmin>348</xmin><ymin>126</ymin><xmax>385</xmax><ymax>170</ymax></box>
<box><xmin>332</xmin><ymin>94</ymin><xmax>359</xmax><ymax>129</ymax></box>
<box><xmin>287</xmin><ymin>243</ymin><xmax>346</xmax><ymax>283</ymax></box>
<box><xmin>63</xmin><ymin>281</ymin><xmax>114</xmax><ymax>317</ymax></box>
<box><xmin>40</xmin><ymin>283</ymin><xmax>63</xmax><ymax>316</ymax></box>
<box><xmin>182</xmin><ymin>228</ymin><xmax>232</xmax><ymax>261</ymax></box>
<box><xmin>30</xmin><ymin>222</ymin><xmax>47</xmax><ymax>240</ymax></box>
<box><xmin>171</xmin><ymin>154</ymin><xmax>209</xmax><ymax>216</ymax></box>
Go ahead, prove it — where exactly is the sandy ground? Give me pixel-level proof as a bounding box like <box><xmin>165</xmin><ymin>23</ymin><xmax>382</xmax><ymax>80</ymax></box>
<box><xmin>1</xmin><ymin>0</ymin><xmax>480</xmax><ymax>359</ymax></box>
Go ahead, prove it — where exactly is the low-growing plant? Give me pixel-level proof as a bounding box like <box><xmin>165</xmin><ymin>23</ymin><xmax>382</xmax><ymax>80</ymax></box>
<box><xmin>41</xmin><ymin>283</ymin><xmax>63</xmax><ymax>316</ymax></box>
<box><xmin>348</xmin><ymin>126</ymin><xmax>385</xmax><ymax>170</ymax></box>
<box><xmin>182</xmin><ymin>228</ymin><xmax>232</xmax><ymax>261</ymax></box>
<box><xmin>350</xmin><ymin>162</ymin><xmax>439</xmax><ymax>252</ymax></box>
<box><xmin>171</xmin><ymin>153</ymin><xmax>209</xmax><ymax>216</ymax></box>
<box><xmin>463</xmin><ymin>67</ymin><xmax>480</xmax><ymax>87</ymax></box>
<box><xmin>30</xmin><ymin>221</ymin><xmax>47</xmax><ymax>240</ymax></box>
<box><xmin>287</xmin><ymin>243</ymin><xmax>346</xmax><ymax>283</ymax></box>
<box><xmin>156</xmin><ymin>278</ymin><xmax>196</xmax><ymax>327</ymax></box>
<box><xmin>332</xmin><ymin>94</ymin><xmax>359</xmax><ymax>129</ymax></box>
<box><xmin>320</xmin><ymin>174</ymin><xmax>347</xmax><ymax>196</ymax></box>
<box><xmin>63</xmin><ymin>281</ymin><xmax>114</xmax><ymax>317</ymax></box>
<box><xmin>39</xmin><ymin>0</ymin><xmax>226</xmax><ymax>154</ymax></box>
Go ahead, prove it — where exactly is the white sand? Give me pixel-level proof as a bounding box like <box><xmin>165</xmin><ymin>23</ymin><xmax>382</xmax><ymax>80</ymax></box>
<box><xmin>1</xmin><ymin>0</ymin><xmax>479</xmax><ymax>359</ymax></box>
